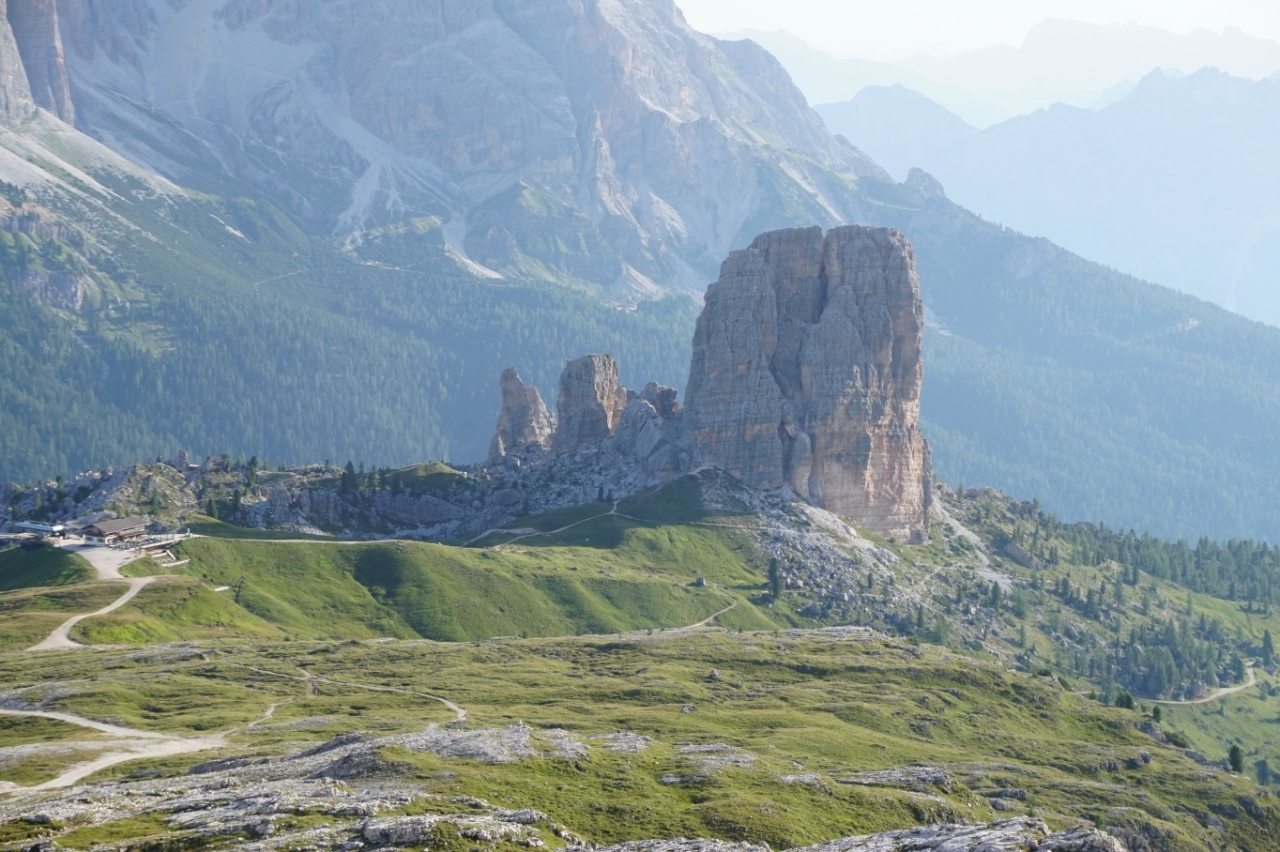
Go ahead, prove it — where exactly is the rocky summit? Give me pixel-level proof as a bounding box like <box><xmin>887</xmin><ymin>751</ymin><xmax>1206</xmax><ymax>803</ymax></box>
<box><xmin>554</xmin><ymin>356</ymin><xmax>631</xmax><ymax>455</ymax></box>
<box><xmin>480</xmin><ymin>225</ymin><xmax>931</xmax><ymax>540</ymax></box>
<box><xmin>488</xmin><ymin>368</ymin><xmax>557</xmax><ymax>465</ymax></box>
<box><xmin>683</xmin><ymin>225</ymin><xmax>931</xmax><ymax>542</ymax></box>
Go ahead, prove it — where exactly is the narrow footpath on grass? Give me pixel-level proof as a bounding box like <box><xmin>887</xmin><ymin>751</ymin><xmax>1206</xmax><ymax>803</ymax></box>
<box><xmin>465</xmin><ymin>502</ymin><xmax>620</xmax><ymax>547</ymax></box>
<box><xmin>0</xmin><ymin>708</ymin><xmax>225</xmax><ymax>792</ymax></box>
<box><xmin>671</xmin><ymin>598</ymin><xmax>737</xmax><ymax>630</ymax></box>
<box><xmin>238</xmin><ymin>664</ymin><xmax>469</xmax><ymax>722</ymax></box>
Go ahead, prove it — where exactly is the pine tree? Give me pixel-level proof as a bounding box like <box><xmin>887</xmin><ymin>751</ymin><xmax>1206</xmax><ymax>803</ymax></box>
<box><xmin>1263</xmin><ymin>630</ymin><xmax>1274</xmax><ymax>667</ymax></box>
<box><xmin>1229</xmin><ymin>744</ymin><xmax>1244</xmax><ymax>773</ymax></box>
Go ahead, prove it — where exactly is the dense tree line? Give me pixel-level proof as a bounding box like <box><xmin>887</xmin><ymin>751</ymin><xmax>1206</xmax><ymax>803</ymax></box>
<box><xmin>0</xmin><ymin>243</ymin><xmax>695</xmax><ymax>484</ymax></box>
<box><xmin>1001</xmin><ymin>498</ymin><xmax>1280</xmax><ymax>606</ymax></box>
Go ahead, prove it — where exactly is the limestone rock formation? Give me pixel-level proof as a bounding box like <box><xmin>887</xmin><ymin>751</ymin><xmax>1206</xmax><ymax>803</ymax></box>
<box><xmin>553</xmin><ymin>355</ymin><xmax>628</xmax><ymax>454</ymax></box>
<box><xmin>43</xmin><ymin>0</ymin><xmax>888</xmax><ymax>294</ymax></box>
<box><xmin>480</xmin><ymin>227</ymin><xmax>931</xmax><ymax>540</ymax></box>
<box><xmin>683</xmin><ymin>225</ymin><xmax>931</xmax><ymax>542</ymax></box>
<box><xmin>905</xmin><ymin>167</ymin><xmax>946</xmax><ymax>199</ymax></box>
<box><xmin>638</xmin><ymin>381</ymin><xmax>680</xmax><ymax>418</ymax></box>
<box><xmin>6</xmin><ymin>0</ymin><xmax>73</xmax><ymax>123</ymax></box>
<box><xmin>488</xmin><ymin>368</ymin><xmax>556</xmax><ymax>464</ymax></box>
<box><xmin>0</xmin><ymin>0</ymin><xmax>34</xmax><ymax>125</ymax></box>
<box><xmin>595</xmin><ymin>819</ymin><xmax>1124</xmax><ymax>852</ymax></box>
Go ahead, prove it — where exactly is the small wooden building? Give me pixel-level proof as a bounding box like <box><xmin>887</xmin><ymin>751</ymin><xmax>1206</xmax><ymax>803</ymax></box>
<box><xmin>84</xmin><ymin>516</ymin><xmax>150</xmax><ymax>545</ymax></box>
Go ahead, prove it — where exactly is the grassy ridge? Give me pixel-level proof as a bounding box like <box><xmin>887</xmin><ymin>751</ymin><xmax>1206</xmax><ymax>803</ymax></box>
<box><xmin>121</xmin><ymin>531</ymin><xmax>757</xmax><ymax>642</ymax></box>
<box><xmin>0</xmin><ymin>547</ymin><xmax>93</xmax><ymax>592</ymax></box>
<box><xmin>72</xmin><ymin>578</ymin><xmax>285</xmax><ymax>645</ymax></box>
<box><xmin>0</xmin><ymin>583</ymin><xmax>124</xmax><ymax>651</ymax></box>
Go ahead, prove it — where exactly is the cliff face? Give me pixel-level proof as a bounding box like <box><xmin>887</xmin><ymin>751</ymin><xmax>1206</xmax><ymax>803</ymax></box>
<box><xmin>6</xmin><ymin>0</ymin><xmax>74</xmax><ymax>123</ymax></box>
<box><xmin>683</xmin><ymin>226</ymin><xmax>931</xmax><ymax>541</ymax></box>
<box><xmin>553</xmin><ymin>355</ymin><xmax>629</xmax><ymax>455</ymax></box>
<box><xmin>0</xmin><ymin>0</ymin><xmax>35</xmax><ymax>125</ymax></box>
<box><xmin>488</xmin><ymin>368</ymin><xmax>556</xmax><ymax>464</ymax></box>
<box><xmin>45</xmin><ymin>0</ymin><xmax>887</xmax><ymax>294</ymax></box>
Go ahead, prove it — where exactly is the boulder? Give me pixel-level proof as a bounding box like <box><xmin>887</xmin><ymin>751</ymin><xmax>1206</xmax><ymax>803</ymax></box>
<box><xmin>683</xmin><ymin>225</ymin><xmax>931</xmax><ymax>541</ymax></box>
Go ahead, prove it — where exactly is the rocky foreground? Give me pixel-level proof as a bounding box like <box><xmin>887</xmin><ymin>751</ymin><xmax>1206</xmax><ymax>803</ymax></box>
<box><xmin>0</xmin><ymin>723</ymin><xmax>1125</xmax><ymax>852</ymax></box>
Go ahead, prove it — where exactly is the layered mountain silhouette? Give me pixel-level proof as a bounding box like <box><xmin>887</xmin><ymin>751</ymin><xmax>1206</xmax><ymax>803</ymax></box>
<box><xmin>818</xmin><ymin>70</ymin><xmax>1280</xmax><ymax>328</ymax></box>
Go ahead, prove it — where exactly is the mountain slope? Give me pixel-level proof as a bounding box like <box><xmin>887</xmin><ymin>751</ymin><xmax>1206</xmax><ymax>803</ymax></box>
<box><xmin>818</xmin><ymin>70</ymin><xmax>1280</xmax><ymax>327</ymax></box>
<box><xmin>878</xmin><ymin>195</ymin><xmax>1280</xmax><ymax>541</ymax></box>
<box><xmin>1</xmin><ymin>2</ymin><xmax>1280</xmax><ymax>541</ymax></box>
<box><xmin>52</xmin><ymin>0</ymin><xmax>887</xmax><ymax>295</ymax></box>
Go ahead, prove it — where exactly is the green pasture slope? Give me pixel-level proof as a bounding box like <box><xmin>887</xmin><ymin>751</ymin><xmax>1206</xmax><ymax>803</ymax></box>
<box><xmin>0</xmin><ymin>546</ymin><xmax>93</xmax><ymax>592</ymax></box>
<box><xmin>1</xmin><ymin>632</ymin><xmax>1278</xmax><ymax>851</ymax></box>
<box><xmin>5</xmin><ymin>475</ymin><xmax>1280</xmax><ymax>851</ymax></box>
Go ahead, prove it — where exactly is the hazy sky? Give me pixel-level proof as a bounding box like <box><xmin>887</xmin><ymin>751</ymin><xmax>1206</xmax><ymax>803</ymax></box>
<box><xmin>677</xmin><ymin>0</ymin><xmax>1280</xmax><ymax>59</ymax></box>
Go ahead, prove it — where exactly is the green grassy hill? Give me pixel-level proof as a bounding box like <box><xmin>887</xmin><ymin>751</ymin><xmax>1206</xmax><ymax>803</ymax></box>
<box><xmin>4</xmin><ymin>477</ymin><xmax>1280</xmax><ymax>848</ymax></box>
<box><xmin>8</xmin><ymin>472</ymin><xmax>1270</xmax><ymax>786</ymax></box>
<box><xmin>0</xmin><ymin>546</ymin><xmax>93</xmax><ymax>592</ymax></box>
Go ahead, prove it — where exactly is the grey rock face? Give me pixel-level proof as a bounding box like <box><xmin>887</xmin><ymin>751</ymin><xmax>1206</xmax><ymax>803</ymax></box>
<box><xmin>0</xmin><ymin>0</ymin><xmax>34</xmax><ymax>125</ymax></box>
<box><xmin>795</xmin><ymin>818</ymin><xmax>1126</xmax><ymax>852</ymax></box>
<box><xmin>553</xmin><ymin>355</ymin><xmax>628</xmax><ymax>454</ymax></box>
<box><xmin>638</xmin><ymin>381</ymin><xmax>679</xmax><ymax>418</ymax></box>
<box><xmin>838</xmin><ymin>765</ymin><xmax>953</xmax><ymax>792</ymax></box>
<box><xmin>51</xmin><ymin>0</ymin><xmax>888</xmax><ymax>294</ymax></box>
<box><xmin>7</xmin><ymin>269</ymin><xmax>92</xmax><ymax>311</ymax></box>
<box><xmin>683</xmin><ymin>225</ymin><xmax>931</xmax><ymax>541</ymax></box>
<box><xmin>488</xmin><ymin>368</ymin><xmax>556</xmax><ymax>464</ymax></box>
<box><xmin>6</xmin><ymin>0</ymin><xmax>73</xmax><ymax>123</ymax></box>
<box><xmin>595</xmin><ymin>821</ymin><xmax>1125</xmax><ymax>852</ymax></box>
<box><xmin>905</xmin><ymin>168</ymin><xmax>946</xmax><ymax>199</ymax></box>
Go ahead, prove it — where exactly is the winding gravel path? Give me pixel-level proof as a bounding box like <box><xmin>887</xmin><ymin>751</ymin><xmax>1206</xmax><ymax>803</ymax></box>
<box><xmin>25</xmin><ymin>543</ymin><xmax>156</xmax><ymax>652</ymax></box>
<box><xmin>0</xmin><ymin>708</ymin><xmax>223</xmax><ymax>791</ymax></box>
<box><xmin>28</xmin><ymin>578</ymin><xmax>155</xmax><ymax>651</ymax></box>
<box><xmin>1155</xmin><ymin>663</ymin><xmax>1258</xmax><ymax>706</ymax></box>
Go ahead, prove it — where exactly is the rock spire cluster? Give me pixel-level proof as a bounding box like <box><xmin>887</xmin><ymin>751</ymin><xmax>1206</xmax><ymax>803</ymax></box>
<box><xmin>488</xmin><ymin>225</ymin><xmax>932</xmax><ymax>540</ymax></box>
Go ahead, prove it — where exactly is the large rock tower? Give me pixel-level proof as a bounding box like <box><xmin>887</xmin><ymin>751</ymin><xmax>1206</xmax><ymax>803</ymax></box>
<box><xmin>682</xmin><ymin>225</ymin><xmax>932</xmax><ymax>541</ymax></box>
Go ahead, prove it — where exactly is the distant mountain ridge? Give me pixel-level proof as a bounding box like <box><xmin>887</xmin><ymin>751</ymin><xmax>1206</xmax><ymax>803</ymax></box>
<box><xmin>731</xmin><ymin>20</ymin><xmax>1280</xmax><ymax>127</ymax></box>
<box><xmin>817</xmin><ymin>68</ymin><xmax>1280</xmax><ymax>328</ymax></box>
